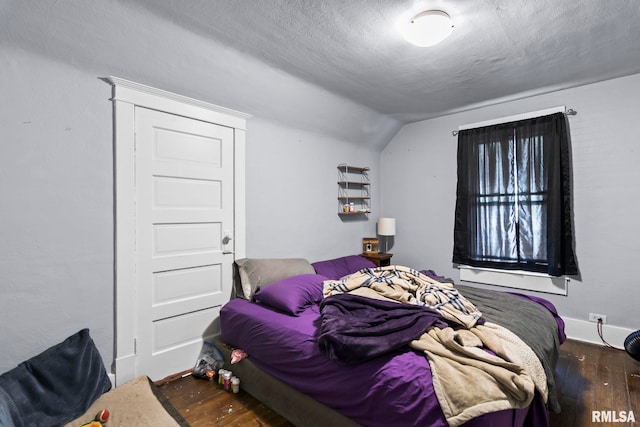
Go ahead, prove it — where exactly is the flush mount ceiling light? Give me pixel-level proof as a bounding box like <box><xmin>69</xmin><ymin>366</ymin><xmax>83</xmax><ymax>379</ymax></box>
<box><xmin>402</xmin><ymin>10</ymin><xmax>454</xmax><ymax>47</ymax></box>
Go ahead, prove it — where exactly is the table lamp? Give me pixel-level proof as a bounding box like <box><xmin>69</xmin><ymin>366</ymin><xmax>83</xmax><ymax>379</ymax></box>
<box><xmin>377</xmin><ymin>217</ymin><xmax>396</xmax><ymax>253</ymax></box>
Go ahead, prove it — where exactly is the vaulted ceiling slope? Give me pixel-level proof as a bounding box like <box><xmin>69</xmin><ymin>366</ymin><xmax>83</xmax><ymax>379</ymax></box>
<box><xmin>122</xmin><ymin>0</ymin><xmax>640</xmax><ymax>123</ymax></box>
<box><xmin>3</xmin><ymin>0</ymin><xmax>639</xmax><ymax>146</ymax></box>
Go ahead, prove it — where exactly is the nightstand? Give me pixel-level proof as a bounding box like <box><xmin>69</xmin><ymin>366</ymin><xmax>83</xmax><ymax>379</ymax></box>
<box><xmin>360</xmin><ymin>252</ymin><xmax>393</xmax><ymax>267</ymax></box>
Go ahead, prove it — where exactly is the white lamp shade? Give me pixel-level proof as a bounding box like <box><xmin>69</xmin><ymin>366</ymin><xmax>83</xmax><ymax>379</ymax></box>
<box><xmin>377</xmin><ymin>217</ymin><xmax>396</xmax><ymax>236</ymax></box>
<box><xmin>402</xmin><ymin>10</ymin><xmax>454</xmax><ymax>47</ymax></box>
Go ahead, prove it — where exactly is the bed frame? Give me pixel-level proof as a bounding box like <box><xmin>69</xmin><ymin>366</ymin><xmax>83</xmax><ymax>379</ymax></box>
<box><xmin>212</xmin><ymin>335</ymin><xmax>360</xmax><ymax>427</ymax></box>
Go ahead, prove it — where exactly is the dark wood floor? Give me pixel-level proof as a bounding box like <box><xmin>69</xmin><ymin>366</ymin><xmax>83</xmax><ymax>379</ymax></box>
<box><xmin>549</xmin><ymin>339</ymin><xmax>639</xmax><ymax>426</ymax></box>
<box><xmin>157</xmin><ymin>372</ymin><xmax>294</xmax><ymax>427</ymax></box>
<box><xmin>157</xmin><ymin>339</ymin><xmax>639</xmax><ymax>427</ymax></box>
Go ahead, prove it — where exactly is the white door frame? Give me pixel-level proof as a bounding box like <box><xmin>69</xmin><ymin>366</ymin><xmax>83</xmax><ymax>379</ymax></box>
<box><xmin>108</xmin><ymin>77</ymin><xmax>249</xmax><ymax>386</ymax></box>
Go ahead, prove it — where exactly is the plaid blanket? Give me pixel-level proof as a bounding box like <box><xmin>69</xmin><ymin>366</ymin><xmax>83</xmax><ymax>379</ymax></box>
<box><xmin>323</xmin><ymin>265</ymin><xmax>482</xmax><ymax>328</ymax></box>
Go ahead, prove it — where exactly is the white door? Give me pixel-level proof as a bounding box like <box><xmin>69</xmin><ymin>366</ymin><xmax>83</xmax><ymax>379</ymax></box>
<box><xmin>134</xmin><ymin>107</ymin><xmax>234</xmax><ymax>380</ymax></box>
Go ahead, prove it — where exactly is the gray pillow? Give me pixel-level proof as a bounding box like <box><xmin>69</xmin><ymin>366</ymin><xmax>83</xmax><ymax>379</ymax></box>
<box><xmin>235</xmin><ymin>258</ymin><xmax>315</xmax><ymax>299</ymax></box>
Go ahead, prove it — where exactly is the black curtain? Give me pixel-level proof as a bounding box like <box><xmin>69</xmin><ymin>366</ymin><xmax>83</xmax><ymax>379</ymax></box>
<box><xmin>453</xmin><ymin>112</ymin><xmax>577</xmax><ymax>276</ymax></box>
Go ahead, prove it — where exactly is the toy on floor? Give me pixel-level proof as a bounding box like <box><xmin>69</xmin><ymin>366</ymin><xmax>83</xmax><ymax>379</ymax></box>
<box><xmin>79</xmin><ymin>409</ymin><xmax>109</xmax><ymax>426</ymax></box>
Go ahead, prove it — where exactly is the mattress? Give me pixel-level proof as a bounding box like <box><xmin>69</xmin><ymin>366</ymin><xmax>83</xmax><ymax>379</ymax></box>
<box><xmin>220</xmin><ymin>282</ymin><xmax>560</xmax><ymax>427</ymax></box>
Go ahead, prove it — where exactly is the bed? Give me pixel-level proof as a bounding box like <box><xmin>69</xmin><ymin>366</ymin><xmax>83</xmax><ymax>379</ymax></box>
<box><xmin>218</xmin><ymin>255</ymin><xmax>565</xmax><ymax>427</ymax></box>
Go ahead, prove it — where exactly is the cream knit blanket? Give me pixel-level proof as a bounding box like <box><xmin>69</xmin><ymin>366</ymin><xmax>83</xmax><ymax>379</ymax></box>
<box><xmin>411</xmin><ymin>322</ymin><xmax>547</xmax><ymax>427</ymax></box>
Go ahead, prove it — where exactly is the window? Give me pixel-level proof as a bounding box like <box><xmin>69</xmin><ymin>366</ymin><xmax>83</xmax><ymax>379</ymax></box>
<box><xmin>452</xmin><ymin>112</ymin><xmax>577</xmax><ymax>277</ymax></box>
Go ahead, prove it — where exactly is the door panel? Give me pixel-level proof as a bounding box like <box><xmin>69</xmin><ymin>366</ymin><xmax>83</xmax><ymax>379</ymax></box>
<box><xmin>149</xmin><ymin>306</ymin><xmax>221</xmax><ymax>379</ymax></box>
<box><xmin>153</xmin><ymin>223</ymin><xmax>221</xmax><ymax>256</ymax></box>
<box><xmin>153</xmin><ymin>177</ymin><xmax>222</xmax><ymax>209</ymax></box>
<box><xmin>152</xmin><ymin>265</ymin><xmax>223</xmax><ymax>305</ymax></box>
<box><xmin>154</xmin><ymin>127</ymin><xmax>223</xmax><ymax>165</ymax></box>
<box><xmin>134</xmin><ymin>107</ymin><xmax>233</xmax><ymax>380</ymax></box>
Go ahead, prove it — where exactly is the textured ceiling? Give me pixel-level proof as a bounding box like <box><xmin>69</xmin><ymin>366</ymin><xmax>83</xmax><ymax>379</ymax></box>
<box><xmin>124</xmin><ymin>0</ymin><xmax>640</xmax><ymax>123</ymax></box>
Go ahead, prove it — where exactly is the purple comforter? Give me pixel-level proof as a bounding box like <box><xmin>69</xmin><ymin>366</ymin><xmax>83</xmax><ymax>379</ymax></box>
<box><xmin>318</xmin><ymin>293</ymin><xmax>448</xmax><ymax>363</ymax></box>
<box><xmin>220</xmin><ymin>295</ymin><xmax>551</xmax><ymax>427</ymax></box>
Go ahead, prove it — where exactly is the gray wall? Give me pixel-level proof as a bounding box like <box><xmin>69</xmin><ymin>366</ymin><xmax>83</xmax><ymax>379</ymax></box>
<box><xmin>245</xmin><ymin>117</ymin><xmax>381</xmax><ymax>262</ymax></box>
<box><xmin>2</xmin><ymin>0</ymin><xmax>638</xmax><ymax>375</ymax></box>
<box><xmin>0</xmin><ymin>50</ymin><xmax>114</xmax><ymax>375</ymax></box>
<box><xmin>381</xmin><ymin>73</ymin><xmax>640</xmax><ymax>331</ymax></box>
<box><xmin>0</xmin><ymin>1</ymin><xmax>398</xmax><ymax>374</ymax></box>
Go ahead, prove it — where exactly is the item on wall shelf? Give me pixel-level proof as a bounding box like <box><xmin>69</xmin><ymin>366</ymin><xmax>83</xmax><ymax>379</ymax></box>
<box><xmin>377</xmin><ymin>217</ymin><xmax>396</xmax><ymax>253</ymax></box>
<box><xmin>337</xmin><ymin>164</ymin><xmax>370</xmax><ymax>216</ymax></box>
<box><xmin>362</xmin><ymin>238</ymin><xmax>379</xmax><ymax>254</ymax></box>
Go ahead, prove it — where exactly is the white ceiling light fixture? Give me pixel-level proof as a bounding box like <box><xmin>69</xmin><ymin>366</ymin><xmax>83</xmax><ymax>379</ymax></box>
<box><xmin>402</xmin><ymin>10</ymin><xmax>454</xmax><ymax>47</ymax></box>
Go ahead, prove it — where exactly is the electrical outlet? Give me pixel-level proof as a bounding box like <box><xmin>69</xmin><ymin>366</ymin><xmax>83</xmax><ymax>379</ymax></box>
<box><xmin>588</xmin><ymin>313</ymin><xmax>607</xmax><ymax>324</ymax></box>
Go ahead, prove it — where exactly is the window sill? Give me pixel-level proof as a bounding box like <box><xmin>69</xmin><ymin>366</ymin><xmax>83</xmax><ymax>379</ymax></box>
<box><xmin>458</xmin><ymin>266</ymin><xmax>568</xmax><ymax>296</ymax></box>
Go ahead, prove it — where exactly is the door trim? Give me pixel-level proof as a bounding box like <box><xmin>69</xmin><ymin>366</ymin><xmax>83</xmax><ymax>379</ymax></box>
<box><xmin>108</xmin><ymin>76</ymin><xmax>249</xmax><ymax>386</ymax></box>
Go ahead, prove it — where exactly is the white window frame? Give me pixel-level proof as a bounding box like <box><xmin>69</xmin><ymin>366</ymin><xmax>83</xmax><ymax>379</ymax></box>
<box><xmin>458</xmin><ymin>266</ymin><xmax>568</xmax><ymax>295</ymax></box>
<box><xmin>456</xmin><ymin>105</ymin><xmax>569</xmax><ymax>295</ymax></box>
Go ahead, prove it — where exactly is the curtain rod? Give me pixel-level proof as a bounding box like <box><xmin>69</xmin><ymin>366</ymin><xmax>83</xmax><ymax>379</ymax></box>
<box><xmin>451</xmin><ymin>108</ymin><xmax>577</xmax><ymax>136</ymax></box>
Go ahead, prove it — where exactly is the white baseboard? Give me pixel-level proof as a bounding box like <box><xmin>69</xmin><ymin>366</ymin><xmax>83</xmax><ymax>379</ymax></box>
<box><xmin>108</xmin><ymin>373</ymin><xmax>116</xmax><ymax>388</ymax></box>
<box><xmin>113</xmin><ymin>353</ymin><xmax>136</xmax><ymax>387</ymax></box>
<box><xmin>562</xmin><ymin>316</ymin><xmax>634</xmax><ymax>349</ymax></box>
